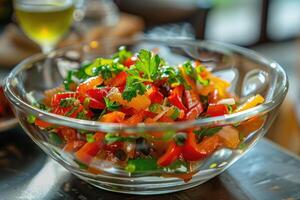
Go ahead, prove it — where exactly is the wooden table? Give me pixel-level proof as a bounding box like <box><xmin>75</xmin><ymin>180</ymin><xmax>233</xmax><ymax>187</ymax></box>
<box><xmin>0</xmin><ymin>127</ymin><xmax>299</xmax><ymax>200</ymax></box>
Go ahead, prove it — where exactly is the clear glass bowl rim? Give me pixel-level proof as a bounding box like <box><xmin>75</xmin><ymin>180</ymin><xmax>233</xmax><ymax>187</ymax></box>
<box><xmin>4</xmin><ymin>36</ymin><xmax>288</xmax><ymax>132</ymax></box>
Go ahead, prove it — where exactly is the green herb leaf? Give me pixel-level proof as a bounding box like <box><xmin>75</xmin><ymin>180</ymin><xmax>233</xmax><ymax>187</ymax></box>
<box><xmin>104</xmin><ymin>133</ymin><xmax>136</xmax><ymax>144</ymax></box>
<box><xmin>194</xmin><ymin>127</ymin><xmax>222</xmax><ymax>138</ymax></box>
<box><xmin>174</xmin><ymin>132</ymin><xmax>187</xmax><ymax>146</ymax></box>
<box><xmin>122</xmin><ymin>76</ymin><xmax>147</xmax><ymax>101</ymax></box>
<box><xmin>160</xmin><ymin>65</ymin><xmax>190</xmax><ymax>89</ymax></box>
<box><xmin>74</xmin><ymin>159</ymin><xmax>88</xmax><ymax>169</ymax></box>
<box><xmin>135</xmin><ymin>49</ymin><xmax>161</xmax><ymax>81</ymax></box>
<box><xmin>49</xmin><ymin>133</ymin><xmax>63</xmax><ymax>146</ymax></box>
<box><xmin>170</xmin><ymin>107</ymin><xmax>180</xmax><ymax>120</ymax></box>
<box><xmin>149</xmin><ymin>103</ymin><xmax>162</xmax><ymax>113</ymax></box>
<box><xmin>59</xmin><ymin>98</ymin><xmax>77</xmax><ymax>107</ymax></box>
<box><xmin>182</xmin><ymin>61</ymin><xmax>209</xmax><ymax>86</ymax></box>
<box><xmin>27</xmin><ymin>115</ymin><xmax>36</xmax><ymax>124</ymax></box>
<box><xmin>93</xmin><ymin>64</ymin><xmax>112</xmax><ymax>80</ymax></box>
<box><xmin>64</xmin><ymin>71</ymin><xmax>74</xmax><ymax>91</ymax></box>
<box><xmin>104</xmin><ymin>97</ymin><xmax>121</xmax><ymax>111</ymax></box>
<box><xmin>77</xmin><ymin>111</ymin><xmax>88</xmax><ymax>119</ymax></box>
<box><xmin>113</xmin><ymin>46</ymin><xmax>132</xmax><ymax>63</ymax></box>
<box><xmin>65</xmin><ymin>106</ymin><xmax>79</xmax><ymax>116</ymax></box>
<box><xmin>86</xmin><ymin>133</ymin><xmax>95</xmax><ymax>143</ymax></box>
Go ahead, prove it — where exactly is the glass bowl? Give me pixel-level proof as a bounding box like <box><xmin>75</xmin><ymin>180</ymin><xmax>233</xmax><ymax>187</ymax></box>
<box><xmin>4</xmin><ymin>37</ymin><xmax>288</xmax><ymax>194</ymax></box>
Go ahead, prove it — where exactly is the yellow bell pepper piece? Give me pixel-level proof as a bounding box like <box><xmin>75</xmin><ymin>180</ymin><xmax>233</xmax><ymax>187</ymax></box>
<box><xmin>235</xmin><ymin>94</ymin><xmax>265</xmax><ymax>113</ymax></box>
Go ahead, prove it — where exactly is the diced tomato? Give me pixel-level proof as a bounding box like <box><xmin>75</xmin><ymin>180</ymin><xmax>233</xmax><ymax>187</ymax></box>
<box><xmin>75</xmin><ymin>132</ymin><xmax>105</xmax><ymax>164</ymax></box>
<box><xmin>123</xmin><ymin>56</ymin><xmax>137</xmax><ymax>67</ymax></box>
<box><xmin>58</xmin><ymin>127</ymin><xmax>77</xmax><ymax>141</ymax></box>
<box><xmin>35</xmin><ymin>119</ymin><xmax>53</xmax><ymax>128</ymax></box>
<box><xmin>149</xmin><ymin>86</ymin><xmax>164</xmax><ymax>104</ymax></box>
<box><xmin>76</xmin><ymin>76</ymin><xmax>103</xmax><ymax>95</ymax></box>
<box><xmin>86</xmin><ymin>88</ymin><xmax>110</xmax><ymax>102</ymax></box>
<box><xmin>88</xmin><ymin>98</ymin><xmax>106</xmax><ymax>109</ymax></box>
<box><xmin>109</xmin><ymin>71</ymin><xmax>128</xmax><ymax>87</ymax></box>
<box><xmin>104</xmin><ymin>141</ymin><xmax>123</xmax><ymax>153</ymax></box>
<box><xmin>206</xmin><ymin>104</ymin><xmax>229</xmax><ymax>117</ymax></box>
<box><xmin>120</xmin><ymin>107</ymin><xmax>137</xmax><ymax>116</ymax></box>
<box><xmin>186</xmin><ymin>103</ymin><xmax>203</xmax><ymax>120</ymax></box>
<box><xmin>157</xmin><ymin>141</ymin><xmax>182</xmax><ymax>167</ymax></box>
<box><xmin>100</xmin><ymin>111</ymin><xmax>126</xmax><ymax>123</ymax></box>
<box><xmin>51</xmin><ymin>92</ymin><xmax>77</xmax><ymax>107</ymax></box>
<box><xmin>63</xmin><ymin>140</ymin><xmax>86</xmax><ymax>152</ymax></box>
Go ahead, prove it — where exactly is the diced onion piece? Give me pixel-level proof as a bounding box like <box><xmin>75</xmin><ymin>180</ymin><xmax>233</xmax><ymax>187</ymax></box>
<box><xmin>217</xmin><ymin>126</ymin><xmax>240</xmax><ymax>148</ymax></box>
<box><xmin>152</xmin><ymin>107</ymin><xmax>172</xmax><ymax>122</ymax></box>
<box><xmin>217</xmin><ymin>98</ymin><xmax>235</xmax><ymax>105</ymax></box>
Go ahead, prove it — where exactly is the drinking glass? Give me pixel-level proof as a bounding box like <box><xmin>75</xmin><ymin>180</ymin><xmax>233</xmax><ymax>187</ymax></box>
<box><xmin>14</xmin><ymin>0</ymin><xmax>75</xmax><ymax>53</ymax></box>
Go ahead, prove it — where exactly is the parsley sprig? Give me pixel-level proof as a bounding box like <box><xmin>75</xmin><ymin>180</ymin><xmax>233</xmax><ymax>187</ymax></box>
<box><xmin>122</xmin><ymin>49</ymin><xmax>163</xmax><ymax>101</ymax></box>
<box><xmin>182</xmin><ymin>61</ymin><xmax>209</xmax><ymax>86</ymax></box>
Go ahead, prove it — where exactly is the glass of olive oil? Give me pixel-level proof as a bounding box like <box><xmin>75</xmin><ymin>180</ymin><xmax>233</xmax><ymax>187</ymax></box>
<box><xmin>14</xmin><ymin>0</ymin><xmax>75</xmax><ymax>53</ymax></box>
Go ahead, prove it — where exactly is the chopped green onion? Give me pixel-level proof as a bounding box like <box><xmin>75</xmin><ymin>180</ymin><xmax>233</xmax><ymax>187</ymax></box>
<box><xmin>170</xmin><ymin>107</ymin><xmax>180</xmax><ymax>120</ymax></box>
<box><xmin>86</xmin><ymin>133</ymin><xmax>95</xmax><ymax>143</ymax></box>
<box><xmin>27</xmin><ymin>115</ymin><xmax>36</xmax><ymax>124</ymax></box>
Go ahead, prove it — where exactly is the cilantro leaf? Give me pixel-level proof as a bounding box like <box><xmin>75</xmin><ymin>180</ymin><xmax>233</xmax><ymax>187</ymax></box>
<box><xmin>182</xmin><ymin>61</ymin><xmax>209</xmax><ymax>86</ymax></box>
<box><xmin>160</xmin><ymin>65</ymin><xmax>190</xmax><ymax>89</ymax></box>
<box><xmin>93</xmin><ymin>64</ymin><xmax>112</xmax><ymax>80</ymax></box>
<box><xmin>59</xmin><ymin>98</ymin><xmax>77</xmax><ymax>107</ymax></box>
<box><xmin>122</xmin><ymin>76</ymin><xmax>147</xmax><ymax>101</ymax></box>
<box><xmin>113</xmin><ymin>46</ymin><xmax>132</xmax><ymax>63</ymax></box>
<box><xmin>104</xmin><ymin>97</ymin><xmax>121</xmax><ymax>111</ymax></box>
<box><xmin>194</xmin><ymin>127</ymin><xmax>222</xmax><ymax>139</ymax></box>
<box><xmin>135</xmin><ymin>49</ymin><xmax>161</xmax><ymax>81</ymax></box>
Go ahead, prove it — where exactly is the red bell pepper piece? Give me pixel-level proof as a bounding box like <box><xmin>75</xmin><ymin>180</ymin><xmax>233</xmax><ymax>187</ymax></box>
<box><xmin>123</xmin><ymin>56</ymin><xmax>137</xmax><ymax>67</ymax></box>
<box><xmin>157</xmin><ymin>141</ymin><xmax>182</xmax><ymax>167</ymax></box>
<box><xmin>120</xmin><ymin>107</ymin><xmax>137</xmax><ymax>116</ymax></box>
<box><xmin>86</xmin><ymin>88</ymin><xmax>110</xmax><ymax>102</ymax></box>
<box><xmin>208</xmin><ymin>89</ymin><xmax>219</xmax><ymax>104</ymax></box>
<box><xmin>206</xmin><ymin>104</ymin><xmax>229</xmax><ymax>117</ymax></box>
<box><xmin>88</xmin><ymin>97</ymin><xmax>106</xmax><ymax>109</ymax></box>
<box><xmin>109</xmin><ymin>71</ymin><xmax>128</xmax><ymax>87</ymax></box>
<box><xmin>149</xmin><ymin>86</ymin><xmax>164</xmax><ymax>104</ymax></box>
<box><xmin>58</xmin><ymin>127</ymin><xmax>77</xmax><ymax>141</ymax></box>
<box><xmin>142</xmin><ymin>110</ymin><xmax>157</xmax><ymax>118</ymax></box>
<box><xmin>183</xmin><ymin>89</ymin><xmax>200</xmax><ymax>109</ymax></box>
<box><xmin>35</xmin><ymin>119</ymin><xmax>53</xmax><ymax>128</ymax></box>
<box><xmin>51</xmin><ymin>92</ymin><xmax>77</xmax><ymax>107</ymax></box>
<box><xmin>75</xmin><ymin>132</ymin><xmax>105</xmax><ymax>164</ymax></box>
<box><xmin>76</xmin><ymin>76</ymin><xmax>103</xmax><ymax>95</ymax></box>
<box><xmin>186</xmin><ymin>103</ymin><xmax>203</xmax><ymax>120</ymax></box>
<box><xmin>182</xmin><ymin>131</ymin><xmax>220</xmax><ymax>161</ymax></box>
<box><xmin>63</xmin><ymin>140</ymin><xmax>86</xmax><ymax>152</ymax></box>
<box><xmin>168</xmin><ymin>86</ymin><xmax>187</xmax><ymax>111</ymax></box>
<box><xmin>103</xmin><ymin>141</ymin><xmax>124</xmax><ymax>153</ymax></box>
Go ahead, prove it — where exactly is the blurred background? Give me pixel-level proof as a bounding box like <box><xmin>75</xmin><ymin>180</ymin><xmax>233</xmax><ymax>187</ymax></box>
<box><xmin>1</xmin><ymin>0</ymin><xmax>300</xmax><ymax>154</ymax></box>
